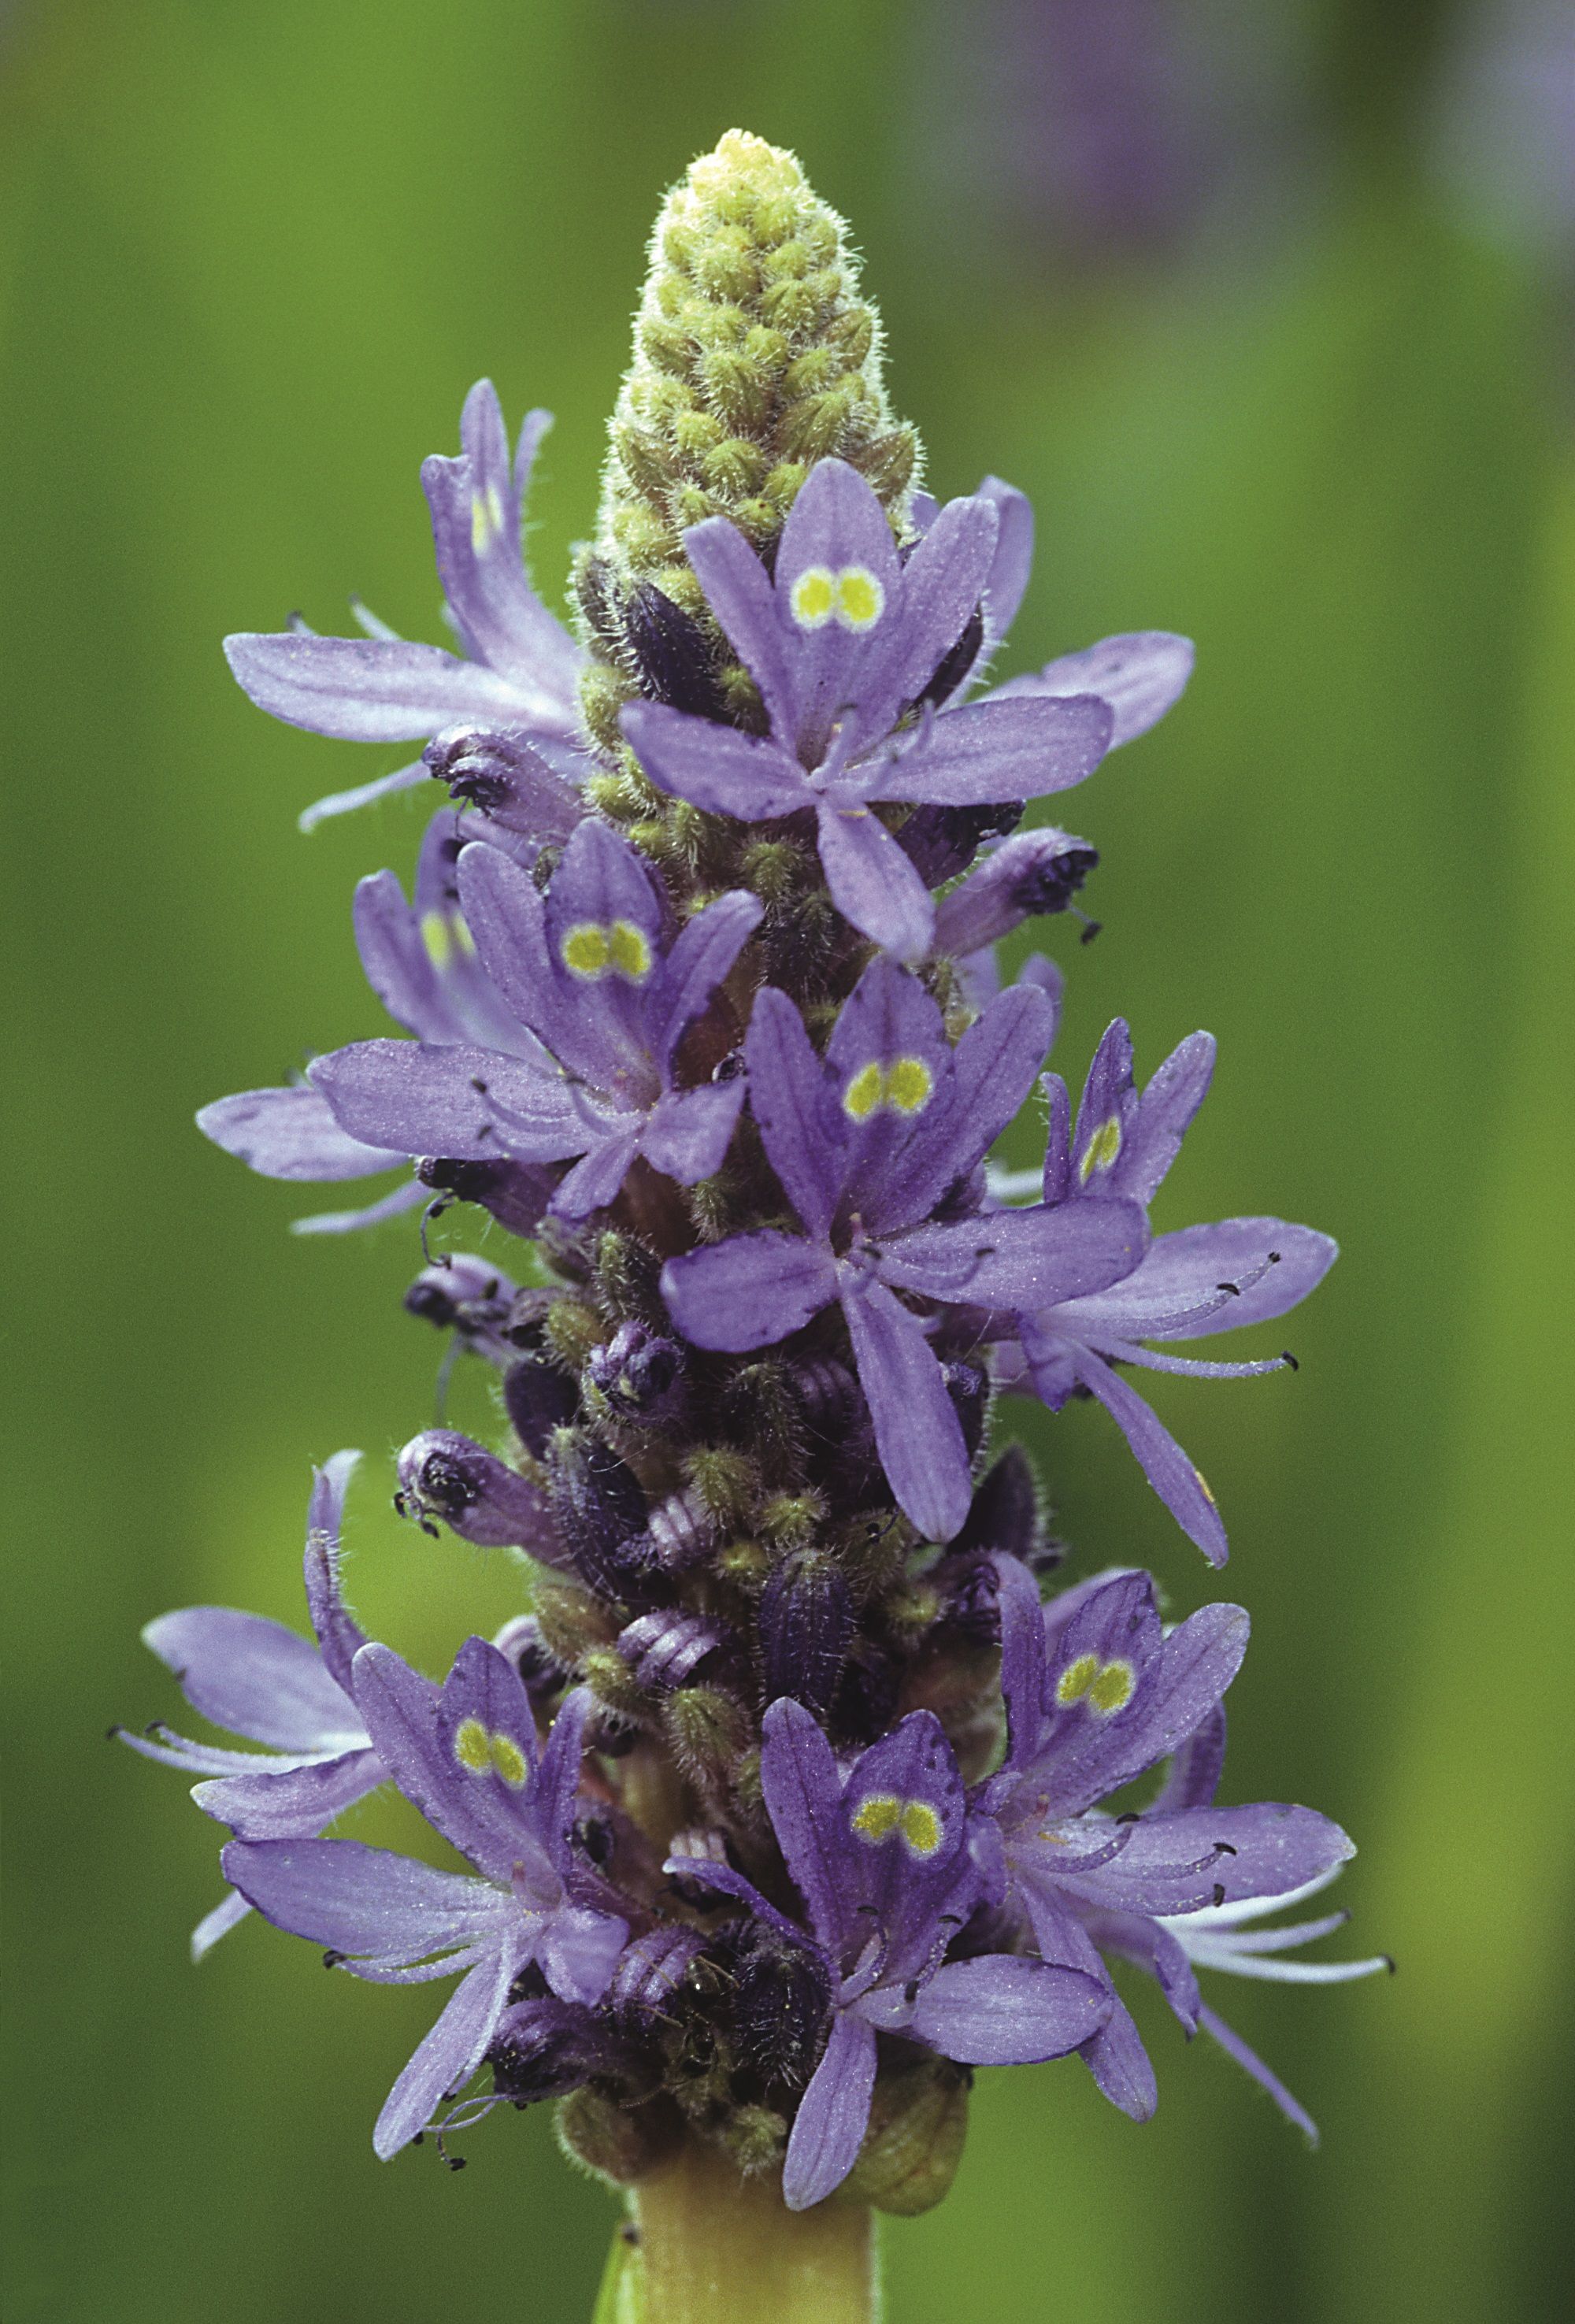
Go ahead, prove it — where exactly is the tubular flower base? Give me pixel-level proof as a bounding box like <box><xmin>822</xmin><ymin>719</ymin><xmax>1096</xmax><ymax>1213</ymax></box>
<box><xmin>128</xmin><ymin>131</ymin><xmax>1384</xmax><ymax>2314</ymax></box>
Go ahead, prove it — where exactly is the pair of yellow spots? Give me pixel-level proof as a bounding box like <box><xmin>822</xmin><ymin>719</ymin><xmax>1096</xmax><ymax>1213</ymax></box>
<box><xmin>850</xmin><ymin>1791</ymin><xmax>946</xmax><ymax>1859</ymax></box>
<box><xmin>1055</xmin><ymin>1652</ymin><xmax>1136</xmax><ymax>1717</ymax></box>
<box><xmin>843</xmin><ymin>1055</ymin><xmax>933</xmax><ymax>1122</ymax></box>
<box><xmin>559</xmin><ymin>920</ymin><xmax>654</xmax><ymax>984</ymax></box>
<box><xmin>454</xmin><ymin>1716</ymin><xmax>530</xmax><ymax>1788</ymax></box>
<box><xmin>788</xmin><ymin>562</ymin><xmax>886</xmax><ymax>634</ymax></box>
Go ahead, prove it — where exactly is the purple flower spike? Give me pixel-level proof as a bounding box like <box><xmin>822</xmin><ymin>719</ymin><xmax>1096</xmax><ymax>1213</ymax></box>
<box><xmin>118</xmin><ymin>1453</ymin><xmax>384</xmax><ymax>1957</ymax></box>
<box><xmin>974</xmin><ymin>1559</ymin><xmax>1386</xmax><ymax>2137</ymax></box>
<box><xmin>662</xmin><ymin>960</ymin><xmax>1145</xmax><ymax>1540</ymax></box>
<box><xmin>307</xmin><ymin>819</ymin><xmax>762</xmax><ymax>1222</ymax></box>
<box><xmin>669</xmin><ymin>1698</ymin><xmax>1109</xmax><ymax>2208</ymax></box>
<box><xmin>994</xmin><ymin>1019</ymin><xmax>1337</xmax><ymax>1562</ymax></box>
<box><xmin>622</xmin><ymin>459</ymin><xmax>1115</xmax><ymax>960</ymax></box>
<box><xmin>224</xmin><ymin>385</ymin><xmax>587</xmax><ymax>830</ymax></box>
<box><xmin>154</xmin><ymin>143</ymin><xmax>1372</xmax><ymax>2197</ymax></box>
<box><xmin>224</xmin><ymin>1655</ymin><xmax>627</xmax><ymax>2158</ymax></box>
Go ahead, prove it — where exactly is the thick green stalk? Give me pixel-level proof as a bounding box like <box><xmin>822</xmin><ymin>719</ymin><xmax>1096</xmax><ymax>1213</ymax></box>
<box><xmin>594</xmin><ymin>2144</ymin><xmax>877</xmax><ymax>2323</ymax></box>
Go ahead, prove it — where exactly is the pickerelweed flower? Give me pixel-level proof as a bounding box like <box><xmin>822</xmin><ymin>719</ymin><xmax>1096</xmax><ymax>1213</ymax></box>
<box><xmin>131</xmin><ymin>132</ymin><xmax>1378</xmax><ymax>2314</ymax></box>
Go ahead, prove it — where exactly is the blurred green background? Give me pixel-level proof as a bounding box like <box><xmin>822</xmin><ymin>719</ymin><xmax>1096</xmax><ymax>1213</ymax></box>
<box><xmin>4</xmin><ymin>2</ymin><xmax>1572</xmax><ymax>2318</ymax></box>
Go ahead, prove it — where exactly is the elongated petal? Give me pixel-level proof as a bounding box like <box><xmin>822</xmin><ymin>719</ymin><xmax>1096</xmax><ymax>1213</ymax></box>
<box><xmin>994</xmin><ymin>1551</ymin><xmax>1048</xmax><ymax>1764</ymax></box>
<box><xmin>622</xmin><ymin>702</ymin><xmax>810</xmax><ymax>818</ymax></box>
<box><xmin>876</xmin><ymin>695</ymin><xmax>1112</xmax><ymax>806</ymax></box>
<box><xmin>995</xmin><ymin>632</ymin><xmax>1194</xmax><ymax>747</ymax></box>
<box><xmin>534</xmin><ymin>1688</ymin><xmax>595</xmax><ymax>1859</ymax></box>
<box><xmin>815</xmin><ymin>800</ymin><xmax>936</xmax><ymax>962</ymax></box>
<box><xmin>908</xmin><ymin>1955</ymin><xmax>1108</xmax><ymax>2064</ymax></box>
<box><xmin>194</xmin><ymin>1746</ymin><xmax>383</xmax><ymax>1838</ymax></box>
<box><xmin>421</xmin><ymin>384</ymin><xmax>582</xmax><ymax>702</ymax></box>
<box><xmin>682</xmin><ymin>513</ymin><xmax>796</xmax><ymax>739</ymax></box>
<box><xmin>198</xmin><ymin>1086</ymin><xmax>404</xmax><ymax>1182</ymax></box>
<box><xmin>662</xmin><ymin>1232</ymin><xmax>839</xmax><ymax>1353</ymax></box>
<box><xmin>1036</xmin><ymin>1337</ymin><xmax>1229</xmax><ymax>1565</ymax></box>
<box><xmin>646</xmin><ymin>890</ymin><xmax>762</xmax><ymax>1077</ymax></box>
<box><xmin>782</xmin><ymin>2010</ymin><xmax>878</xmax><ymax>2211</ymax></box>
<box><xmin>1195</xmin><ymin>2002</ymin><xmax>1318</xmax><ymax>2144</ymax></box>
<box><xmin>309</xmin><ymin>1040</ymin><xmax>591</xmax><ymax>1164</ymax></box>
<box><xmin>142</xmin><ymin>1607</ymin><xmax>364</xmax><ymax>1752</ymax></box>
<box><xmin>1081</xmin><ymin>1990</ymin><xmax>1158</xmax><ymax>2120</ymax></box>
<box><xmin>221</xmin><ymin>1836</ymin><xmax>507</xmax><ymax>1963</ymax></box>
<box><xmin>880</xmin><ymin>492</ymin><xmax>999</xmax><ymax>721</ymax></box>
<box><xmin>976</xmin><ymin>476</ymin><xmax>1034</xmax><ymax>649</ymax></box>
<box><xmin>639</xmin><ymin>1081</ymin><xmax>747</xmax><ymax>1187</ymax></box>
<box><xmin>760</xmin><ymin>1699</ymin><xmax>861</xmax><ymax>1952</ymax></box>
<box><xmin>302</xmin><ymin>1451</ymin><xmax>369</xmax><ymax>1696</ymax></box>
<box><xmin>884</xmin><ymin>1198</ymin><xmax>1146</xmax><ymax>1310</ymax></box>
<box><xmin>224</xmin><ymin>633</ymin><xmax>538</xmax><ymax>742</ymax></box>
<box><xmin>745</xmin><ymin>988</ymin><xmax>844</xmax><ymax>1240</ymax></box>
<box><xmin>454</xmin><ymin>838</ymin><xmax>602</xmax><ymax>1079</ymax></box>
<box><xmin>840</xmin><ymin>1278</ymin><xmax>971</xmax><ymax>1542</ymax></box>
<box><xmin>374</xmin><ymin>1941</ymin><xmax>521</xmax><ymax>2159</ymax></box>
<box><xmin>1152</xmin><ymin>1702</ymin><xmax>1228</xmax><ymax>1814</ymax></box>
<box><xmin>1065</xmin><ymin>1219</ymin><xmax>1340</xmax><ymax>1344</ymax></box>
<box><xmin>1079</xmin><ymin>1805</ymin><xmax>1352</xmax><ymax>1920</ymax></box>
<box><xmin>1114</xmin><ymin>1030</ymin><xmax>1214</xmax><ymax>1203</ymax></box>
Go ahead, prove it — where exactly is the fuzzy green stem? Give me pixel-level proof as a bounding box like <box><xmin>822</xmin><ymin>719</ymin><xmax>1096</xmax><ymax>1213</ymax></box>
<box><xmin>597</xmin><ymin>2144</ymin><xmax>876</xmax><ymax>2323</ymax></box>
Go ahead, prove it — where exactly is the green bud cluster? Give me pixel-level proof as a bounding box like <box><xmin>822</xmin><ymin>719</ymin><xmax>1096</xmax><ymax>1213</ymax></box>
<box><xmin>574</xmin><ymin>130</ymin><xmax>923</xmax><ymax>759</ymax></box>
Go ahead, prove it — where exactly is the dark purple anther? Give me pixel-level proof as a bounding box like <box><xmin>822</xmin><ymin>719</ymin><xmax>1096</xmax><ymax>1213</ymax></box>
<box><xmin>587</xmin><ymin>1321</ymin><xmax>689</xmax><ymax>1424</ymax></box>
<box><xmin>759</xmin><ymin>1552</ymin><xmax>853</xmax><ymax>1718</ymax></box>
<box><xmin>951</xmin><ymin>1443</ymin><xmax>1048</xmax><ymax>1568</ymax></box>
<box><xmin>417</xmin><ymin>1155</ymin><xmax>555</xmax><ymax>1240</ymax></box>
<box><xmin>395</xmin><ymin>1429</ymin><xmax>557</xmax><ymax>1554</ymax></box>
<box><xmin>503</xmin><ymin>1357</ymin><xmax>581</xmax><ymax>1457</ymax></box>
<box><xmin>896</xmin><ymin>799</ymin><xmax>1024</xmax><ymax>888</ymax></box>
<box><xmin>547</xmin><ymin>1431</ymin><xmax>653</xmax><ymax>1599</ymax></box>
<box><xmin>617</xmin><ymin>1609</ymin><xmax>726</xmax><ymax>1691</ymax></box>
<box><xmin>621</xmin><ymin>581</ymin><xmax>727</xmax><ymax>721</ymax></box>
<box><xmin>932</xmin><ymin>827</ymin><xmax>1099</xmax><ymax>957</ymax></box>
<box><xmin>423</xmin><ymin>723</ymin><xmax>585</xmax><ymax>844</ymax></box>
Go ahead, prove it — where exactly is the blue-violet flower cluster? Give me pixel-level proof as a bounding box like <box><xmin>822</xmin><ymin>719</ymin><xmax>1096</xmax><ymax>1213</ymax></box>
<box><xmin>125</xmin><ymin>133</ymin><xmax>1384</xmax><ymax>2215</ymax></box>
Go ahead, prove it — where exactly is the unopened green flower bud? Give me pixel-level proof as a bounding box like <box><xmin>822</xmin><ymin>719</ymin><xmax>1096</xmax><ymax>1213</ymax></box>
<box><xmin>839</xmin><ymin>2056</ymin><xmax>970</xmax><ymax>2217</ymax></box>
